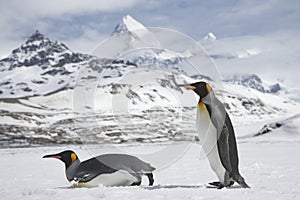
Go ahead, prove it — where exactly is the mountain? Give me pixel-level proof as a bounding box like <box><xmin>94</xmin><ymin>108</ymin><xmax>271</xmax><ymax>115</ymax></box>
<box><xmin>203</xmin><ymin>32</ymin><xmax>217</xmax><ymax>42</ymax></box>
<box><xmin>0</xmin><ymin>30</ymin><xmax>92</xmax><ymax>98</ymax></box>
<box><xmin>200</xmin><ymin>34</ymin><xmax>300</xmax><ymax>101</ymax></box>
<box><xmin>0</xmin><ymin>28</ymin><xmax>193</xmax><ymax>102</ymax></box>
<box><xmin>110</xmin><ymin>15</ymin><xmax>192</xmax><ymax>72</ymax></box>
<box><xmin>223</xmin><ymin>74</ymin><xmax>282</xmax><ymax>94</ymax></box>
<box><xmin>0</xmin><ymin>28</ymin><xmax>200</xmax><ymax>147</ymax></box>
<box><xmin>0</xmin><ymin>15</ymin><xmax>299</xmax><ymax>147</ymax></box>
<box><xmin>253</xmin><ymin>114</ymin><xmax>300</xmax><ymax>141</ymax></box>
<box><xmin>200</xmin><ymin>35</ymin><xmax>263</xmax><ymax>60</ymax></box>
<box><xmin>112</xmin><ymin>14</ymin><xmax>147</xmax><ymax>35</ymax></box>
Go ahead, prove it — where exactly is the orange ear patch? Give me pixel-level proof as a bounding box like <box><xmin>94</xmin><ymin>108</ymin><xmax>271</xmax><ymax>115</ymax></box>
<box><xmin>206</xmin><ymin>84</ymin><xmax>212</xmax><ymax>93</ymax></box>
<box><xmin>71</xmin><ymin>153</ymin><xmax>77</xmax><ymax>163</ymax></box>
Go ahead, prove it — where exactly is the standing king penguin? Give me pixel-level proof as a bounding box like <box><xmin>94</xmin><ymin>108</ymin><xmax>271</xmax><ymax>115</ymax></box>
<box><xmin>180</xmin><ymin>82</ymin><xmax>249</xmax><ymax>189</ymax></box>
<box><xmin>43</xmin><ymin>150</ymin><xmax>155</xmax><ymax>187</ymax></box>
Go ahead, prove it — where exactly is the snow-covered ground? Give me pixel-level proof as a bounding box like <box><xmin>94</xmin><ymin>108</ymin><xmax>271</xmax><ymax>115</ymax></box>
<box><xmin>1</xmin><ymin>14</ymin><xmax>299</xmax><ymax>200</ymax></box>
<box><xmin>1</xmin><ymin>136</ymin><xmax>300</xmax><ymax>200</ymax></box>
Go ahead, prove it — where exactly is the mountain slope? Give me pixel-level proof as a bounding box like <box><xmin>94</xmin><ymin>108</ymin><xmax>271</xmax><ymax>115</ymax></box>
<box><xmin>0</xmin><ymin>31</ymin><xmax>92</xmax><ymax>98</ymax></box>
<box><xmin>111</xmin><ymin>15</ymin><xmax>192</xmax><ymax>71</ymax></box>
<box><xmin>112</xmin><ymin>14</ymin><xmax>147</xmax><ymax>35</ymax></box>
<box><xmin>255</xmin><ymin>114</ymin><xmax>300</xmax><ymax>138</ymax></box>
<box><xmin>223</xmin><ymin>74</ymin><xmax>281</xmax><ymax>94</ymax></box>
<box><xmin>0</xmin><ymin>16</ymin><xmax>299</xmax><ymax>147</ymax></box>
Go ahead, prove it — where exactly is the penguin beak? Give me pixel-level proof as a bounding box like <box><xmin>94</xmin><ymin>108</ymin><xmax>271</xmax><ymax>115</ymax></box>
<box><xmin>178</xmin><ymin>84</ymin><xmax>196</xmax><ymax>90</ymax></box>
<box><xmin>43</xmin><ymin>153</ymin><xmax>62</xmax><ymax>159</ymax></box>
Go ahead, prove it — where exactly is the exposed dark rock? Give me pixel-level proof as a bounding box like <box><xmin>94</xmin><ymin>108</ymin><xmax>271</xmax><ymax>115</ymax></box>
<box><xmin>255</xmin><ymin>122</ymin><xmax>283</xmax><ymax>136</ymax></box>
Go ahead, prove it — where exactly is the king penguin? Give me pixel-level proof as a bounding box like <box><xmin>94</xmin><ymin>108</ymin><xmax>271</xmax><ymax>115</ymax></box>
<box><xmin>180</xmin><ymin>81</ymin><xmax>250</xmax><ymax>189</ymax></box>
<box><xmin>43</xmin><ymin>150</ymin><xmax>155</xmax><ymax>187</ymax></box>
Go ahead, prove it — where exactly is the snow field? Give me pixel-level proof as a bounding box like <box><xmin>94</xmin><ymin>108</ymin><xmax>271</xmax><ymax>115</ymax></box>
<box><xmin>1</xmin><ymin>140</ymin><xmax>300</xmax><ymax>200</ymax></box>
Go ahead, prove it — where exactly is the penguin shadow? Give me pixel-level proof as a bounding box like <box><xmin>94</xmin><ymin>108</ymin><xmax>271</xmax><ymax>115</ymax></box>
<box><xmin>224</xmin><ymin>185</ymin><xmax>244</xmax><ymax>189</ymax></box>
<box><xmin>55</xmin><ymin>186</ymin><xmax>77</xmax><ymax>190</ymax></box>
<box><xmin>205</xmin><ymin>185</ymin><xmax>244</xmax><ymax>189</ymax></box>
<box><xmin>146</xmin><ymin>184</ymin><xmax>245</xmax><ymax>190</ymax></box>
<box><xmin>143</xmin><ymin>184</ymin><xmax>203</xmax><ymax>190</ymax></box>
<box><xmin>55</xmin><ymin>185</ymin><xmax>202</xmax><ymax>190</ymax></box>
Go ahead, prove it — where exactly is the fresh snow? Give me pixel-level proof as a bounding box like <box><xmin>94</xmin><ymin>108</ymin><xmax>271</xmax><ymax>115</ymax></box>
<box><xmin>0</xmin><ymin>15</ymin><xmax>300</xmax><ymax>200</ymax></box>
<box><xmin>234</xmin><ymin>48</ymin><xmax>261</xmax><ymax>59</ymax></box>
<box><xmin>1</xmin><ymin>139</ymin><xmax>300</xmax><ymax>200</ymax></box>
<box><xmin>200</xmin><ymin>34</ymin><xmax>300</xmax><ymax>95</ymax></box>
<box><xmin>121</xmin><ymin>15</ymin><xmax>146</xmax><ymax>33</ymax></box>
<box><xmin>112</xmin><ymin>14</ymin><xmax>150</xmax><ymax>39</ymax></box>
<box><xmin>203</xmin><ymin>32</ymin><xmax>217</xmax><ymax>42</ymax></box>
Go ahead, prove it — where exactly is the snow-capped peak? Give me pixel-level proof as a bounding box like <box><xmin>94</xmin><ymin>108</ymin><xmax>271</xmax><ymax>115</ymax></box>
<box><xmin>112</xmin><ymin>14</ymin><xmax>148</xmax><ymax>35</ymax></box>
<box><xmin>203</xmin><ymin>32</ymin><xmax>217</xmax><ymax>41</ymax></box>
<box><xmin>9</xmin><ymin>30</ymin><xmax>72</xmax><ymax>63</ymax></box>
<box><xmin>0</xmin><ymin>30</ymin><xmax>91</xmax><ymax>98</ymax></box>
<box><xmin>23</xmin><ymin>30</ymin><xmax>69</xmax><ymax>53</ymax></box>
<box><xmin>1</xmin><ymin>30</ymin><xmax>83</xmax><ymax>71</ymax></box>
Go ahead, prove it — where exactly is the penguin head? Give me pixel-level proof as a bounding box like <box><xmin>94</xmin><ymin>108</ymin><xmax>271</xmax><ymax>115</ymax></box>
<box><xmin>180</xmin><ymin>81</ymin><xmax>212</xmax><ymax>99</ymax></box>
<box><xmin>43</xmin><ymin>150</ymin><xmax>79</xmax><ymax>168</ymax></box>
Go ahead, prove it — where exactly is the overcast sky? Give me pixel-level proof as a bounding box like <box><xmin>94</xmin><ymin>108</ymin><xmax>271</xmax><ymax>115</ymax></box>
<box><xmin>1</xmin><ymin>0</ymin><xmax>299</xmax><ymax>55</ymax></box>
<box><xmin>0</xmin><ymin>0</ymin><xmax>299</xmax><ymax>87</ymax></box>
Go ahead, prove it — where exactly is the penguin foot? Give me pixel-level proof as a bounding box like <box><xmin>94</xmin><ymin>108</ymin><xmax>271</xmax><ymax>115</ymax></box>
<box><xmin>131</xmin><ymin>181</ymin><xmax>141</xmax><ymax>186</ymax></box>
<box><xmin>146</xmin><ymin>173</ymin><xmax>154</xmax><ymax>186</ymax></box>
<box><xmin>209</xmin><ymin>181</ymin><xmax>221</xmax><ymax>187</ymax></box>
<box><xmin>217</xmin><ymin>185</ymin><xmax>224</xmax><ymax>189</ymax></box>
<box><xmin>208</xmin><ymin>181</ymin><xmax>224</xmax><ymax>189</ymax></box>
<box><xmin>208</xmin><ymin>181</ymin><xmax>234</xmax><ymax>189</ymax></box>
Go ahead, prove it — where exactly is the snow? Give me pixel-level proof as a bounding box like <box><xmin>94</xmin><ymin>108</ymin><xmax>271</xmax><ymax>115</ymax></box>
<box><xmin>200</xmin><ymin>34</ymin><xmax>299</xmax><ymax>92</ymax></box>
<box><xmin>1</xmin><ymin>65</ymin><xmax>299</xmax><ymax>147</ymax></box>
<box><xmin>235</xmin><ymin>48</ymin><xmax>261</xmax><ymax>59</ymax></box>
<box><xmin>30</xmin><ymin>89</ymin><xmax>74</xmax><ymax>110</ymax></box>
<box><xmin>1</xmin><ymin>16</ymin><xmax>300</xmax><ymax>199</ymax></box>
<box><xmin>221</xmin><ymin>83</ymin><xmax>300</xmax><ymax>124</ymax></box>
<box><xmin>122</xmin><ymin>15</ymin><xmax>146</xmax><ymax>33</ymax></box>
<box><xmin>1</xmin><ymin>138</ymin><xmax>300</xmax><ymax>200</ymax></box>
<box><xmin>203</xmin><ymin>32</ymin><xmax>217</xmax><ymax>42</ymax></box>
<box><xmin>251</xmin><ymin>114</ymin><xmax>300</xmax><ymax>141</ymax></box>
<box><xmin>112</xmin><ymin>15</ymin><xmax>151</xmax><ymax>39</ymax></box>
<box><xmin>157</xmin><ymin>49</ymin><xmax>193</xmax><ymax>60</ymax></box>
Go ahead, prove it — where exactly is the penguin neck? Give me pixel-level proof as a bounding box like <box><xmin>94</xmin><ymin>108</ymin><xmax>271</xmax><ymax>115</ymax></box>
<box><xmin>66</xmin><ymin>159</ymin><xmax>81</xmax><ymax>181</ymax></box>
<box><xmin>198</xmin><ymin>100</ymin><xmax>205</xmax><ymax>107</ymax></box>
<box><xmin>200</xmin><ymin>91</ymin><xmax>215</xmax><ymax>105</ymax></box>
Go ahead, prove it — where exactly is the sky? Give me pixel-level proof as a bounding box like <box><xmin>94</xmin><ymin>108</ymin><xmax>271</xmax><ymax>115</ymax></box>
<box><xmin>0</xmin><ymin>0</ymin><xmax>299</xmax><ymax>87</ymax></box>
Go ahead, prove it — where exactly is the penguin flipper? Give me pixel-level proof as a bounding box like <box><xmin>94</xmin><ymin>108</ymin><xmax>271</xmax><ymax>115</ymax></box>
<box><xmin>217</xmin><ymin>124</ymin><xmax>232</xmax><ymax>173</ymax></box>
<box><xmin>203</xmin><ymin>103</ymin><xmax>232</xmax><ymax>172</ymax></box>
<box><xmin>73</xmin><ymin>170</ymin><xmax>99</xmax><ymax>183</ymax></box>
<box><xmin>74</xmin><ymin>157</ymin><xmax>117</xmax><ymax>183</ymax></box>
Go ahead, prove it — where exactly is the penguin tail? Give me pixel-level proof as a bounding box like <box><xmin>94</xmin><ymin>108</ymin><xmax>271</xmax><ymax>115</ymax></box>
<box><xmin>232</xmin><ymin>174</ymin><xmax>250</xmax><ymax>188</ymax></box>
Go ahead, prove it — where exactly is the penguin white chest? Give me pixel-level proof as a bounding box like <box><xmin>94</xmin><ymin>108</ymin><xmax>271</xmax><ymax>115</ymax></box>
<box><xmin>196</xmin><ymin>102</ymin><xmax>216</xmax><ymax>147</ymax></box>
<box><xmin>72</xmin><ymin>170</ymin><xmax>139</xmax><ymax>187</ymax></box>
<box><xmin>197</xmin><ymin>102</ymin><xmax>226</xmax><ymax>183</ymax></box>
